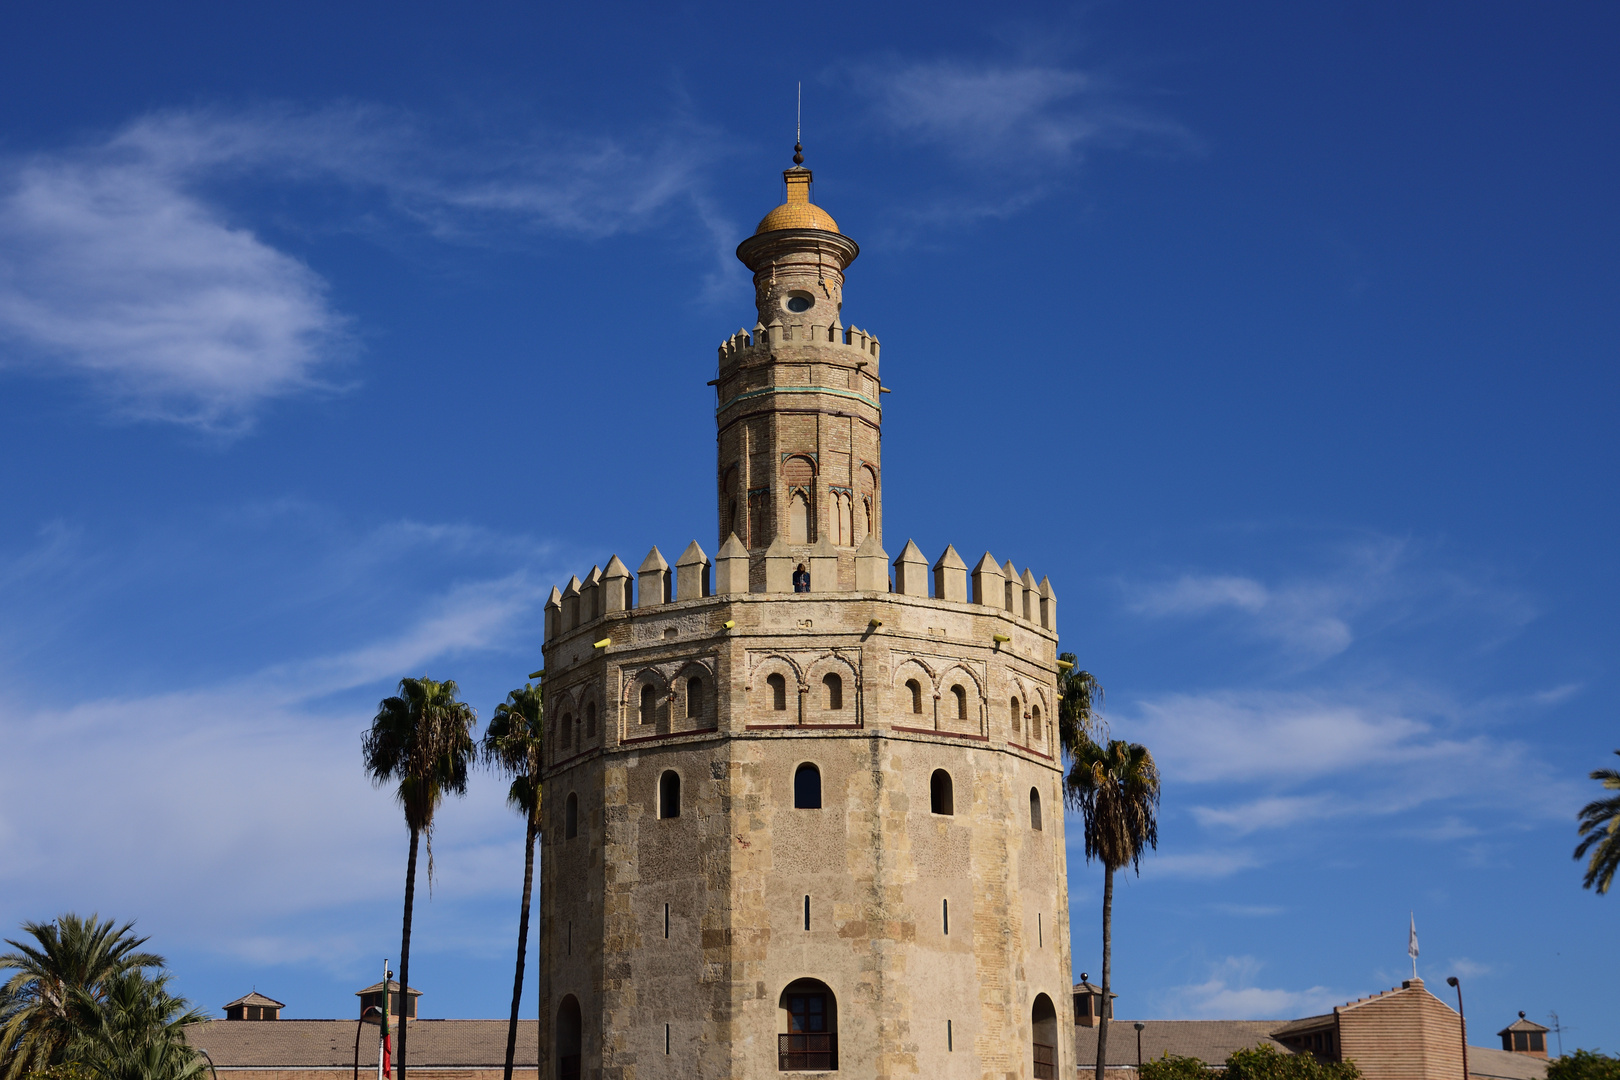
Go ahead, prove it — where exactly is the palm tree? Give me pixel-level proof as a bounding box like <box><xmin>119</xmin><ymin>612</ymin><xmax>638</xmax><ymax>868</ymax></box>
<box><xmin>1056</xmin><ymin>655</ymin><xmax>1104</xmax><ymax>760</ymax></box>
<box><xmin>1067</xmin><ymin>738</ymin><xmax>1160</xmax><ymax>1080</ymax></box>
<box><xmin>69</xmin><ymin>970</ymin><xmax>208</xmax><ymax>1080</ymax></box>
<box><xmin>0</xmin><ymin>915</ymin><xmax>163</xmax><ymax>1080</ymax></box>
<box><xmin>481</xmin><ymin>682</ymin><xmax>545</xmax><ymax>1080</ymax></box>
<box><xmin>362</xmin><ymin>677</ymin><xmax>478</xmax><ymax>1080</ymax></box>
<box><xmin>1575</xmin><ymin>749</ymin><xmax>1620</xmax><ymax>895</ymax></box>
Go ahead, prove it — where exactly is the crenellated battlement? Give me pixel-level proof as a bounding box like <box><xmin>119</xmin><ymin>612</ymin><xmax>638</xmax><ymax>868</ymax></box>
<box><xmin>544</xmin><ymin>537</ymin><xmax>1054</xmax><ymax>644</ymax></box>
<box><xmin>717</xmin><ymin>322</ymin><xmax>880</xmax><ymax>369</ymax></box>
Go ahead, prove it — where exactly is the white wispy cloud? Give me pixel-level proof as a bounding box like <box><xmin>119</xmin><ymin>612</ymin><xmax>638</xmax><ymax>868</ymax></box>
<box><xmin>1157</xmin><ymin>957</ymin><xmax>1346</xmax><ymax>1020</ymax></box>
<box><xmin>0</xmin><ymin>104</ymin><xmax>732</xmax><ymax>432</ymax></box>
<box><xmin>1139</xmin><ymin>849</ymin><xmax>1264</xmax><ymax>879</ymax></box>
<box><xmin>1128</xmin><ymin>573</ymin><xmax>1354</xmax><ymax>659</ymax></box>
<box><xmin>0</xmin><ymin>153</ymin><xmax>347</xmax><ymax>431</ymax></box>
<box><xmin>0</xmin><ymin>567</ymin><xmax>549</xmax><ymax>962</ymax></box>
<box><xmin>857</xmin><ymin>59</ymin><xmax>1188</xmax><ymax>171</ymax></box>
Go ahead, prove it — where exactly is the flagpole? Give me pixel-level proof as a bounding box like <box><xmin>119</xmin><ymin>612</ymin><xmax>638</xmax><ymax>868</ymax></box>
<box><xmin>379</xmin><ymin>961</ymin><xmax>390</xmax><ymax>1080</ymax></box>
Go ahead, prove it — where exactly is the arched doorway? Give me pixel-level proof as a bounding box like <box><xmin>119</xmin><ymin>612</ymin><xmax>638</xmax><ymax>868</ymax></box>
<box><xmin>778</xmin><ymin>978</ymin><xmax>837</xmax><ymax>1071</ymax></box>
<box><xmin>556</xmin><ymin>995</ymin><xmax>581</xmax><ymax>1080</ymax></box>
<box><xmin>1032</xmin><ymin>993</ymin><xmax>1057</xmax><ymax>1079</ymax></box>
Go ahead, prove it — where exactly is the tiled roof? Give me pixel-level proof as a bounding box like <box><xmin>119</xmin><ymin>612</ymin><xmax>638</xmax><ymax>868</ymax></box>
<box><xmin>1270</xmin><ymin>1013</ymin><xmax>1335</xmax><ymax>1038</ymax></box>
<box><xmin>223</xmin><ymin>993</ymin><xmax>285</xmax><ymax>1009</ymax></box>
<box><xmin>1498</xmin><ymin>1017</ymin><xmax>1550</xmax><ymax>1035</ymax></box>
<box><xmin>1469</xmin><ymin>1046</ymin><xmax>1550</xmax><ymax>1080</ymax></box>
<box><xmin>186</xmin><ymin>1020</ymin><xmax>537</xmax><ymax>1069</ymax></box>
<box><xmin>1074</xmin><ymin>1020</ymin><xmax>1290</xmax><ymax>1067</ymax></box>
<box><xmin>355</xmin><ymin>981</ymin><xmax>421</xmax><ymax>997</ymax></box>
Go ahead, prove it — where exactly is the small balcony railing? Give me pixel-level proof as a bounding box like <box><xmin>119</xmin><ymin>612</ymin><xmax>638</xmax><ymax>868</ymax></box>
<box><xmin>1033</xmin><ymin>1042</ymin><xmax>1056</xmax><ymax>1079</ymax></box>
<box><xmin>779</xmin><ymin>1032</ymin><xmax>837</xmax><ymax>1071</ymax></box>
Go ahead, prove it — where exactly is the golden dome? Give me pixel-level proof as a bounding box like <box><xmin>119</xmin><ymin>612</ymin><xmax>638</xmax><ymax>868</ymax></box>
<box><xmin>755</xmin><ymin>166</ymin><xmax>840</xmax><ymax>235</ymax></box>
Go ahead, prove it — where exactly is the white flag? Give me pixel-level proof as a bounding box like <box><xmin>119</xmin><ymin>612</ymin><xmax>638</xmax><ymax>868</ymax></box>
<box><xmin>1408</xmin><ymin>912</ymin><xmax>1419</xmax><ymax>961</ymax></box>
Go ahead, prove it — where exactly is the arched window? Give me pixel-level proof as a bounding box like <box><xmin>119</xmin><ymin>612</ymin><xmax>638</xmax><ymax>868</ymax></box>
<box><xmin>1032</xmin><ymin>994</ymin><xmax>1057</xmax><ymax>1079</ymax></box>
<box><xmin>789</xmin><ymin>491</ymin><xmax>810</xmax><ymax>543</ymax></box>
<box><xmin>905</xmin><ymin>679</ymin><xmax>923</xmax><ymax>714</ymax></box>
<box><xmin>930</xmin><ymin>770</ymin><xmax>954</xmax><ymax>816</ymax></box>
<box><xmin>585</xmin><ymin>702</ymin><xmax>596</xmax><ymax>739</ymax></box>
<box><xmin>687</xmin><ymin>676</ymin><xmax>703</xmax><ymax>719</ymax></box>
<box><xmin>557</xmin><ymin>995</ymin><xmax>582</xmax><ymax>1080</ymax></box>
<box><xmin>1031</xmin><ymin>704</ymin><xmax>1042</xmax><ymax>741</ymax></box>
<box><xmin>564</xmin><ymin>793</ymin><xmax>578</xmax><ymax>839</ymax></box>
<box><xmin>778</xmin><ymin>979</ymin><xmax>837</xmax><ymax>1071</ymax></box>
<box><xmin>794</xmin><ymin>763</ymin><xmax>821</xmax><ymax>809</ymax></box>
<box><xmin>838</xmin><ymin>492</ymin><xmax>853</xmax><ymax>546</ymax></box>
<box><xmin>560</xmin><ymin>713</ymin><xmax>573</xmax><ymax>749</ymax></box>
<box><xmin>1010</xmin><ymin>696</ymin><xmax>1022</xmax><ymax>734</ymax></box>
<box><xmin>640</xmin><ymin>683</ymin><xmax>656</xmax><ymax>725</ymax></box>
<box><xmin>822</xmin><ymin>672</ymin><xmax>843</xmax><ymax>711</ymax></box>
<box><xmin>951</xmin><ymin>684</ymin><xmax>968</xmax><ymax>720</ymax></box>
<box><xmin>767</xmin><ymin>672</ymin><xmax>788</xmax><ymax>711</ymax></box>
<box><xmin>659</xmin><ymin>770</ymin><xmax>681</xmax><ymax>819</ymax></box>
<box><xmin>1030</xmin><ymin>788</ymin><xmax>1043</xmax><ymax>831</ymax></box>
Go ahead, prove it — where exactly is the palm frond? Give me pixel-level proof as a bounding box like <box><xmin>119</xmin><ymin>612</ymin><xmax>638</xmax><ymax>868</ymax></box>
<box><xmin>1573</xmin><ymin>752</ymin><xmax>1620</xmax><ymax>895</ymax></box>
<box><xmin>1066</xmin><ymin>738</ymin><xmax>1160</xmax><ymax>875</ymax></box>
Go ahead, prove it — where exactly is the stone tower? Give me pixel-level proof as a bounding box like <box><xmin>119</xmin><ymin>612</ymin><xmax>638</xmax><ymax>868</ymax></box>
<box><xmin>537</xmin><ymin>151</ymin><xmax>1072</xmax><ymax>1080</ymax></box>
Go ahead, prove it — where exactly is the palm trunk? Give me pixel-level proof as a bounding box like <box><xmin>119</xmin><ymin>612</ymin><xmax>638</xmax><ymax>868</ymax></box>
<box><xmin>503</xmin><ymin>811</ymin><xmax>538</xmax><ymax>1080</ymax></box>
<box><xmin>1096</xmin><ymin>864</ymin><xmax>1113</xmax><ymax>1080</ymax></box>
<box><xmin>399</xmin><ymin>827</ymin><xmax>419</xmax><ymax>1080</ymax></box>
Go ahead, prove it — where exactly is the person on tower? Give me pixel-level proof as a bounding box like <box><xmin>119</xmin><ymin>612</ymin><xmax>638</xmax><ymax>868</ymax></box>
<box><xmin>793</xmin><ymin>563</ymin><xmax>811</xmax><ymax>593</ymax></box>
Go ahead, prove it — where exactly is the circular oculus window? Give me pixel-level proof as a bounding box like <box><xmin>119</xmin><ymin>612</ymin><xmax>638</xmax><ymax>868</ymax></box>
<box><xmin>784</xmin><ymin>293</ymin><xmax>814</xmax><ymax>313</ymax></box>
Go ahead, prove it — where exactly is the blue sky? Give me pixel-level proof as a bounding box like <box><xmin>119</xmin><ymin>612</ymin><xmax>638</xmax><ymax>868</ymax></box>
<box><xmin>1</xmin><ymin>0</ymin><xmax>1615</xmax><ymax>1054</ymax></box>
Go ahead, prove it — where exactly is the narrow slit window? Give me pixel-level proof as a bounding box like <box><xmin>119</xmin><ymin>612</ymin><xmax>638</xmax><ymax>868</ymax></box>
<box><xmin>1038</xmin><ymin>912</ymin><xmax>1043</xmax><ymax>947</ymax></box>
<box><xmin>664</xmin><ymin>903</ymin><xmax>670</xmax><ymax>939</ymax></box>
<box><xmin>1010</xmin><ymin>696</ymin><xmax>1021</xmax><ymax>734</ymax></box>
<box><xmin>1030</xmin><ymin>787</ymin><xmax>1043</xmax><ymax>831</ymax></box>
<box><xmin>948</xmin><ymin>1019</ymin><xmax>953</xmax><ymax>1052</ymax></box>
<box><xmin>942</xmin><ymin>898</ymin><xmax>949</xmax><ymax>935</ymax></box>
<box><xmin>952</xmin><ymin>684</ymin><xmax>968</xmax><ymax>720</ymax></box>
<box><xmin>803</xmin><ymin>895</ymin><xmax>810</xmax><ymax>931</ymax></box>
<box><xmin>640</xmin><ymin>683</ymin><xmax>656</xmax><ymax>725</ymax></box>
<box><xmin>1031</xmin><ymin>704</ymin><xmax>1042</xmax><ymax>741</ymax></box>
<box><xmin>906</xmin><ymin>678</ymin><xmax>923</xmax><ymax>714</ymax></box>
<box><xmin>665</xmin><ymin>1024</ymin><xmax>670</xmax><ymax>1055</ymax></box>
<box><xmin>768</xmin><ymin>672</ymin><xmax>788</xmax><ymax>711</ymax></box>
<box><xmin>686</xmin><ymin>677</ymin><xmax>703</xmax><ymax>719</ymax></box>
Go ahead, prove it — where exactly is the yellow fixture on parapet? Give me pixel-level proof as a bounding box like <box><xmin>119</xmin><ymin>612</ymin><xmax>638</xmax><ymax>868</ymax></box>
<box><xmin>593</xmin><ymin>638</ymin><xmax>611</xmax><ymax>649</ymax></box>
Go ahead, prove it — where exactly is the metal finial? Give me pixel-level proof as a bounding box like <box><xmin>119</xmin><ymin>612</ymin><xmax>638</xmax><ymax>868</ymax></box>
<box><xmin>794</xmin><ymin>82</ymin><xmax>804</xmax><ymax>165</ymax></box>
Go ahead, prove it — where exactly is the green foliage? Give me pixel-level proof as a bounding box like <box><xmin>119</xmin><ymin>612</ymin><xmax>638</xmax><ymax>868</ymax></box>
<box><xmin>0</xmin><ymin>916</ymin><xmax>164</xmax><ymax>1080</ymax></box>
<box><xmin>1056</xmin><ymin>655</ymin><xmax>1103</xmax><ymax>761</ymax></box>
<box><xmin>1138</xmin><ymin>1052</ymin><xmax>1210</xmax><ymax>1080</ymax></box>
<box><xmin>1224</xmin><ymin>1044</ymin><xmax>1362</xmax><ymax>1080</ymax></box>
<box><xmin>0</xmin><ymin>916</ymin><xmax>203</xmax><ymax>1080</ymax></box>
<box><xmin>1066</xmin><ymin>737</ymin><xmax>1160</xmax><ymax>873</ymax></box>
<box><xmin>1548</xmin><ymin>1049</ymin><xmax>1620</xmax><ymax>1080</ymax></box>
<box><xmin>363</xmin><ymin>676</ymin><xmax>479</xmax><ymax>878</ymax></box>
<box><xmin>22</xmin><ymin>1064</ymin><xmax>92</xmax><ymax>1080</ymax></box>
<box><xmin>67</xmin><ymin>971</ymin><xmax>207</xmax><ymax>1080</ymax></box>
<box><xmin>482</xmin><ymin>682</ymin><xmax>545</xmax><ymax>826</ymax></box>
<box><xmin>1574</xmin><ymin>750</ymin><xmax>1620</xmax><ymax>894</ymax></box>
